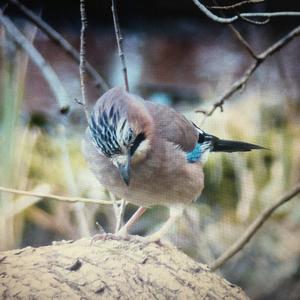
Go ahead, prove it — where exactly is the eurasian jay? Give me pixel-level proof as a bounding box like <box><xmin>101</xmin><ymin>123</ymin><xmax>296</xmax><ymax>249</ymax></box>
<box><xmin>83</xmin><ymin>87</ymin><xmax>263</xmax><ymax>241</ymax></box>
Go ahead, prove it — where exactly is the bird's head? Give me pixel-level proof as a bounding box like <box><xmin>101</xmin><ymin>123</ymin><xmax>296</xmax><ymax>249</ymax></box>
<box><xmin>88</xmin><ymin>88</ymin><xmax>153</xmax><ymax>186</ymax></box>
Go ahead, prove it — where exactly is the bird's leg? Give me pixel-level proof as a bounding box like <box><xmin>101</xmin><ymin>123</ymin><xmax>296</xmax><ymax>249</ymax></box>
<box><xmin>114</xmin><ymin>199</ymin><xmax>126</xmax><ymax>233</ymax></box>
<box><xmin>145</xmin><ymin>205</ymin><xmax>185</xmax><ymax>243</ymax></box>
<box><xmin>91</xmin><ymin>206</ymin><xmax>146</xmax><ymax>244</ymax></box>
<box><xmin>117</xmin><ymin>206</ymin><xmax>147</xmax><ymax>236</ymax></box>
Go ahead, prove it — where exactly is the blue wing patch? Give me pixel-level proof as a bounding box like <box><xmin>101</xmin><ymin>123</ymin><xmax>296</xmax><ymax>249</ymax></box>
<box><xmin>186</xmin><ymin>143</ymin><xmax>202</xmax><ymax>163</ymax></box>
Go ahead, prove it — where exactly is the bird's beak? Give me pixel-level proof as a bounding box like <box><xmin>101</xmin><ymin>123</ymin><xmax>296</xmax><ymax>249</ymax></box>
<box><xmin>116</xmin><ymin>152</ymin><xmax>131</xmax><ymax>186</ymax></box>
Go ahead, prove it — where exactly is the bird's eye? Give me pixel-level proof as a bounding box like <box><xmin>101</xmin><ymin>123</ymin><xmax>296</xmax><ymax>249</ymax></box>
<box><xmin>128</xmin><ymin>130</ymin><xmax>133</xmax><ymax>142</ymax></box>
<box><xmin>130</xmin><ymin>132</ymin><xmax>146</xmax><ymax>156</ymax></box>
<box><xmin>123</xmin><ymin>128</ymin><xmax>133</xmax><ymax>146</ymax></box>
<box><xmin>126</xmin><ymin>128</ymin><xmax>133</xmax><ymax>144</ymax></box>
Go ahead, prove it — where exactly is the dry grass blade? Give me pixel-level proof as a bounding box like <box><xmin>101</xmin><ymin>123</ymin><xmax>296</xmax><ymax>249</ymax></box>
<box><xmin>0</xmin><ymin>186</ymin><xmax>117</xmax><ymax>205</ymax></box>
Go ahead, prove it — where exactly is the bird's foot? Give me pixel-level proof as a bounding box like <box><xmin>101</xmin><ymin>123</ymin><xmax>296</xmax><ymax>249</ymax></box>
<box><xmin>90</xmin><ymin>229</ymin><xmax>143</xmax><ymax>245</ymax></box>
<box><xmin>90</xmin><ymin>233</ymin><xmax>124</xmax><ymax>244</ymax></box>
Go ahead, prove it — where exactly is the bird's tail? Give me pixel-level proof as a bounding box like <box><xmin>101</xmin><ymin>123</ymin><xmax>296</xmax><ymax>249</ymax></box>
<box><xmin>211</xmin><ymin>138</ymin><xmax>265</xmax><ymax>152</ymax></box>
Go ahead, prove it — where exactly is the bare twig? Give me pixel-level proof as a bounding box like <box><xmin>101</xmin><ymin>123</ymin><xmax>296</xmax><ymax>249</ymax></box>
<box><xmin>193</xmin><ymin>0</ymin><xmax>300</xmax><ymax>24</ymax></box>
<box><xmin>79</xmin><ymin>0</ymin><xmax>90</xmax><ymax>121</ymax></box>
<box><xmin>0</xmin><ymin>186</ymin><xmax>118</xmax><ymax>205</ymax></box>
<box><xmin>211</xmin><ymin>183</ymin><xmax>300</xmax><ymax>271</ymax></box>
<box><xmin>212</xmin><ymin>0</ymin><xmax>258</xmax><ymax>59</ymax></box>
<box><xmin>0</xmin><ymin>9</ymin><xmax>69</xmax><ymax>110</ymax></box>
<box><xmin>210</xmin><ymin>0</ymin><xmax>264</xmax><ymax>10</ymax></box>
<box><xmin>228</xmin><ymin>24</ymin><xmax>258</xmax><ymax>59</ymax></box>
<box><xmin>8</xmin><ymin>0</ymin><xmax>109</xmax><ymax>93</ymax></box>
<box><xmin>111</xmin><ymin>0</ymin><xmax>129</xmax><ymax>92</ymax></box>
<box><xmin>238</xmin><ymin>13</ymin><xmax>269</xmax><ymax>25</ymax></box>
<box><xmin>259</xmin><ymin>25</ymin><xmax>300</xmax><ymax>57</ymax></box>
<box><xmin>242</xmin><ymin>11</ymin><xmax>300</xmax><ymax>18</ymax></box>
<box><xmin>110</xmin><ymin>0</ymin><xmax>129</xmax><ymax>230</ymax></box>
<box><xmin>196</xmin><ymin>25</ymin><xmax>300</xmax><ymax>116</ymax></box>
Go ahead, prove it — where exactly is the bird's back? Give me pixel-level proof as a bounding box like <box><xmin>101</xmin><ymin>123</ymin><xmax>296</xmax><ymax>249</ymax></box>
<box><xmin>143</xmin><ymin>101</ymin><xmax>199</xmax><ymax>152</ymax></box>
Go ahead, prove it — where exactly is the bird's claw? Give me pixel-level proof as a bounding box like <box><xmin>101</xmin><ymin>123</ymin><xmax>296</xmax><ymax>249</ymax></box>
<box><xmin>90</xmin><ymin>233</ymin><xmax>124</xmax><ymax>245</ymax></box>
<box><xmin>90</xmin><ymin>232</ymin><xmax>145</xmax><ymax>245</ymax></box>
<box><xmin>90</xmin><ymin>227</ymin><xmax>170</xmax><ymax>247</ymax></box>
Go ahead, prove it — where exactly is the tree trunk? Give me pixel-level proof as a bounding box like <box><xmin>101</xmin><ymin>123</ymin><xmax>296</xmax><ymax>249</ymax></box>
<box><xmin>0</xmin><ymin>238</ymin><xmax>248</xmax><ymax>299</ymax></box>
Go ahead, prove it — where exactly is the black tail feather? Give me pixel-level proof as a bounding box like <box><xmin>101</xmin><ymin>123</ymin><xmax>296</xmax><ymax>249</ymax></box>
<box><xmin>211</xmin><ymin>139</ymin><xmax>266</xmax><ymax>152</ymax></box>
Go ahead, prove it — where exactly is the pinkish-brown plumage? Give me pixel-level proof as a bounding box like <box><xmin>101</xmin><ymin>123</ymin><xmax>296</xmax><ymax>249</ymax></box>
<box><xmin>83</xmin><ymin>87</ymin><xmax>264</xmax><ymax>240</ymax></box>
<box><xmin>82</xmin><ymin>87</ymin><xmax>204</xmax><ymax>207</ymax></box>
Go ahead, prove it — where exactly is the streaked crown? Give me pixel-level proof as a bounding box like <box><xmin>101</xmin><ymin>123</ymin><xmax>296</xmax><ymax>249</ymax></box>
<box><xmin>89</xmin><ymin>104</ymin><xmax>135</xmax><ymax>157</ymax></box>
<box><xmin>89</xmin><ymin>105</ymin><xmax>145</xmax><ymax>158</ymax></box>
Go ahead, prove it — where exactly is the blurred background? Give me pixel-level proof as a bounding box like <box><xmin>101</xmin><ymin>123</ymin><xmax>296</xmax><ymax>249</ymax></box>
<box><xmin>0</xmin><ymin>0</ymin><xmax>300</xmax><ymax>299</ymax></box>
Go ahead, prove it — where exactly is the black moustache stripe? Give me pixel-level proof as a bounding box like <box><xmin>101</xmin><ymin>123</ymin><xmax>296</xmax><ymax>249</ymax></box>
<box><xmin>130</xmin><ymin>133</ymin><xmax>146</xmax><ymax>156</ymax></box>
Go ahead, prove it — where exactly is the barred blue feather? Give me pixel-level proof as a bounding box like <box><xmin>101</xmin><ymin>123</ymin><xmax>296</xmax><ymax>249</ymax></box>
<box><xmin>186</xmin><ymin>143</ymin><xmax>202</xmax><ymax>163</ymax></box>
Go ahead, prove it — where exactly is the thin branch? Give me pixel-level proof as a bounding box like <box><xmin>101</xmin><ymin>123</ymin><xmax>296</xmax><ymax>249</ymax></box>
<box><xmin>79</xmin><ymin>0</ymin><xmax>90</xmax><ymax>121</ymax></box>
<box><xmin>212</xmin><ymin>0</ymin><xmax>258</xmax><ymax>59</ymax></box>
<box><xmin>111</xmin><ymin>0</ymin><xmax>129</xmax><ymax>92</ymax></box>
<box><xmin>0</xmin><ymin>9</ymin><xmax>69</xmax><ymax>110</ymax></box>
<box><xmin>210</xmin><ymin>0</ymin><xmax>265</xmax><ymax>10</ymax></box>
<box><xmin>0</xmin><ymin>186</ymin><xmax>118</xmax><ymax>205</ymax></box>
<box><xmin>210</xmin><ymin>183</ymin><xmax>300</xmax><ymax>271</ymax></box>
<box><xmin>196</xmin><ymin>60</ymin><xmax>258</xmax><ymax>116</ymax></box>
<box><xmin>196</xmin><ymin>25</ymin><xmax>300</xmax><ymax>116</ymax></box>
<box><xmin>193</xmin><ymin>0</ymin><xmax>237</xmax><ymax>23</ymax></box>
<box><xmin>9</xmin><ymin>0</ymin><xmax>109</xmax><ymax>93</ymax></box>
<box><xmin>243</xmin><ymin>11</ymin><xmax>300</xmax><ymax>18</ymax></box>
<box><xmin>238</xmin><ymin>13</ymin><xmax>270</xmax><ymax>25</ymax></box>
<box><xmin>110</xmin><ymin>0</ymin><xmax>129</xmax><ymax>230</ymax></box>
<box><xmin>259</xmin><ymin>25</ymin><xmax>300</xmax><ymax>57</ymax></box>
<box><xmin>227</xmin><ymin>23</ymin><xmax>258</xmax><ymax>59</ymax></box>
<box><xmin>193</xmin><ymin>0</ymin><xmax>300</xmax><ymax>24</ymax></box>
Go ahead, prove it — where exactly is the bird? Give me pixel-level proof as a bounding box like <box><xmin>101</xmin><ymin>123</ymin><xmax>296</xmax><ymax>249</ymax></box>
<box><xmin>83</xmin><ymin>86</ymin><xmax>264</xmax><ymax>241</ymax></box>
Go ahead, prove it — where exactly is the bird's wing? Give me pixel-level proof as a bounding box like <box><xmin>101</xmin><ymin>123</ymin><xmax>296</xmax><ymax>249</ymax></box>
<box><xmin>144</xmin><ymin>101</ymin><xmax>198</xmax><ymax>152</ymax></box>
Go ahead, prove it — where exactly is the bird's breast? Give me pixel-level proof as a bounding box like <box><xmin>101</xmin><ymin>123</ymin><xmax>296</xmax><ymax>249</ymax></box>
<box><xmin>83</xmin><ymin>135</ymin><xmax>204</xmax><ymax>207</ymax></box>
